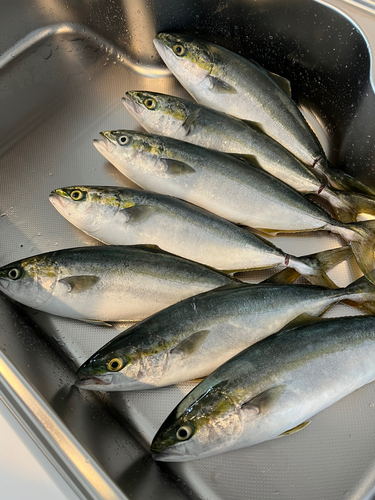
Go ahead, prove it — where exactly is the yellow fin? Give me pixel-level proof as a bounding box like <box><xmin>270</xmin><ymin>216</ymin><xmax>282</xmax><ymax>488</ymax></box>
<box><xmin>278</xmin><ymin>421</ymin><xmax>311</xmax><ymax>436</ymax></box>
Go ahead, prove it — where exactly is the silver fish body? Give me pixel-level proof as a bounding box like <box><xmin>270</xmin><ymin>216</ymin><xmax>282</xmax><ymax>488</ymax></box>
<box><xmin>93</xmin><ymin>130</ymin><xmax>333</xmax><ymax>233</ymax></box>
<box><xmin>122</xmin><ymin>91</ymin><xmax>375</xmax><ymax>223</ymax></box>
<box><xmin>93</xmin><ymin>129</ymin><xmax>375</xmax><ymax>286</ymax></box>
<box><xmin>50</xmin><ymin>185</ymin><xmax>343</xmax><ymax>280</ymax></box>
<box><xmin>0</xmin><ymin>246</ymin><xmax>232</xmax><ymax>322</ymax></box>
<box><xmin>122</xmin><ymin>91</ymin><xmax>323</xmax><ymax>196</ymax></box>
<box><xmin>75</xmin><ymin>278</ymin><xmax>375</xmax><ymax>391</ymax></box>
<box><xmin>151</xmin><ymin>315</ymin><xmax>375</xmax><ymax>461</ymax></box>
<box><xmin>153</xmin><ymin>33</ymin><xmax>323</xmax><ymax>168</ymax></box>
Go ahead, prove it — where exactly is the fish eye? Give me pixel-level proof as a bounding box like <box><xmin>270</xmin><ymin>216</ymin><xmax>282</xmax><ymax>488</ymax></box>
<box><xmin>173</xmin><ymin>44</ymin><xmax>186</xmax><ymax>57</ymax></box>
<box><xmin>70</xmin><ymin>190</ymin><xmax>84</xmax><ymax>201</ymax></box>
<box><xmin>176</xmin><ymin>425</ymin><xmax>193</xmax><ymax>441</ymax></box>
<box><xmin>107</xmin><ymin>357</ymin><xmax>124</xmax><ymax>371</ymax></box>
<box><xmin>8</xmin><ymin>268</ymin><xmax>21</xmax><ymax>280</ymax></box>
<box><xmin>144</xmin><ymin>98</ymin><xmax>156</xmax><ymax>110</ymax></box>
<box><xmin>117</xmin><ymin>135</ymin><xmax>130</xmax><ymax>146</ymax></box>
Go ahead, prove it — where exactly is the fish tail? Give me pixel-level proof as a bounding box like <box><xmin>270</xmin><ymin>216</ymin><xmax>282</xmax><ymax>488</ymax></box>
<box><xmin>343</xmin><ymin>220</ymin><xmax>375</xmax><ymax>285</ymax></box>
<box><xmin>343</xmin><ymin>275</ymin><xmax>375</xmax><ymax>314</ymax></box>
<box><xmin>315</xmin><ymin>159</ymin><xmax>375</xmax><ymax>197</ymax></box>
<box><xmin>324</xmin><ymin>189</ymin><xmax>375</xmax><ymax>223</ymax></box>
<box><xmin>266</xmin><ymin>246</ymin><xmax>351</xmax><ymax>287</ymax></box>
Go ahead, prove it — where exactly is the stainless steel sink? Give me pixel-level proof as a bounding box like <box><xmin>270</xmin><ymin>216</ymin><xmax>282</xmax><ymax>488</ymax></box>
<box><xmin>1</xmin><ymin>0</ymin><xmax>375</xmax><ymax>498</ymax></box>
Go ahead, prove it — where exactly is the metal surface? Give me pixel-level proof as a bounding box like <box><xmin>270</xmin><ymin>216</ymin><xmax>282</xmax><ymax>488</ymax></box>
<box><xmin>1</xmin><ymin>0</ymin><xmax>375</xmax><ymax>498</ymax></box>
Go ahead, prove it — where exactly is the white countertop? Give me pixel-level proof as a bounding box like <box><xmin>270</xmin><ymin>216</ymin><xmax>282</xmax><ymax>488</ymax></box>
<box><xmin>0</xmin><ymin>399</ymin><xmax>80</xmax><ymax>500</ymax></box>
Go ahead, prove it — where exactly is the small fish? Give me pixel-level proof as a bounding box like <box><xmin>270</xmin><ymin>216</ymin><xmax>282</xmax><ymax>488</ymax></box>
<box><xmin>93</xmin><ymin>129</ymin><xmax>375</xmax><ymax>285</ymax></box>
<box><xmin>0</xmin><ymin>246</ymin><xmax>233</xmax><ymax>322</ymax></box>
<box><xmin>153</xmin><ymin>33</ymin><xmax>375</xmax><ymax>197</ymax></box>
<box><xmin>50</xmin><ymin>185</ymin><xmax>349</xmax><ymax>286</ymax></box>
<box><xmin>122</xmin><ymin>91</ymin><xmax>375</xmax><ymax>223</ymax></box>
<box><xmin>151</xmin><ymin>315</ymin><xmax>375</xmax><ymax>461</ymax></box>
<box><xmin>75</xmin><ymin>276</ymin><xmax>375</xmax><ymax>391</ymax></box>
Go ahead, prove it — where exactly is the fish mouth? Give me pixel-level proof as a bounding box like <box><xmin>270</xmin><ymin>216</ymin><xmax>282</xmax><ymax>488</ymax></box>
<box><xmin>75</xmin><ymin>374</ymin><xmax>114</xmax><ymax>389</ymax></box>
<box><xmin>151</xmin><ymin>445</ymin><xmax>192</xmax><ymax>462</ymax></box>
<box><xmin>49</xmin><ymin>192</ymin><xmax>69</xmax><ymax>211</ymax></box>
<box><xmin>93</xmin><ymin>133</ymin><xmax>115</xmax><ymax>155</ymax></box>
<box><xmin>122</xmin><ymin>95</ymin><xmax>143</xmax><ymax>115</ymax></box>
<box><xmin>153</xmin><ymin>37</ymin><xmax>174</xmax><ymax>63</ymax></box>
<box><xmin>0</xmin><ymin>279</ymin><xmax>10</xmax><ymax>291</ymax></box>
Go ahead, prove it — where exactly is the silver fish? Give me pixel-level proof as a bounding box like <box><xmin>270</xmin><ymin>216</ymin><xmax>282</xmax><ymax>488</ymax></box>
<box><xmin>49</xmin><ymin>185</ymin><xmax>349</xmax><ymax>286</ymax></box>
<box><xmin>0</xmin><ymin>246</ymin><xmax>232</xmax><ymax>322</ymax></box>
<box><xmin>93</xmin><ymin>129</ymin><xmax>375</xmax><ymax>284</ymax></box>
<box><xmin>151</xmin><ymin>315</ymin><xmax>375</xmax><ymax>461</ymax></box>
<box><xmin>122</xmin><ymin>91</ymin><xmax>375</xmax><ymax>223</ymax></box>
<box><xmin>75</xmin><ymin>277</ymin><xmax>375</xmax><ymax>391</ymax></box>
<box><xmin>153</xmin><ymin>33</ymin><xmax>375</xmax><ymax>197</ymax></box>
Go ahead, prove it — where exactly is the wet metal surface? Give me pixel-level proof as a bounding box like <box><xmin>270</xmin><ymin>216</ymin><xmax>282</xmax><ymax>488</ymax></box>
<box><xmin>1</xmin><ymin>1</ymin><xmax>375</xmax><ymax>498</ymax></box>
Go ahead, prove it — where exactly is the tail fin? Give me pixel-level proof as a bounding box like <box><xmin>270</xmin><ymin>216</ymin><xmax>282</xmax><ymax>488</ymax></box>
<box><xmin>342</xmin><ymin>276</ymin><xmax>375</xmax><ymax>314</ymax></box>
<box><xmin>266</xmin><ymin>246</ymin><xmax>351</xmax><ymax>287</ymax></box>
<box><xmin>344</xmin><ymin>220</ymin><xmax>375</xmax><ymax>285</ymax></box>
<box><xmin>316</xmin><ymin>161</ymin><xmax>375</xmax><ymax>197</ymax></box>
<box><xmin>325</xmin><ymin>190</ymin><xmax>375</xmax><ymax>223</ymax></box>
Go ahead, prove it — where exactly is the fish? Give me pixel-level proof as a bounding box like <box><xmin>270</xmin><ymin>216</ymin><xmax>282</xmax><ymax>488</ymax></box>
<box><xmin>50</xmin><ymin>185</ymin><xmax>350</xmax><ymax>286</ymax></box>
<box><xmin>93</xmin><ymin>129</ymin><xmax>375</xmax><ymax>284</ymax></box>
<box><xmin>0</xmin><ymin>245</ymin><xmax>233</xmax><ymax>322</ymax></box>
<box><xmin>75</xmin><ymin>276</ymin><xmax>375</xmax><ymax>391</ymax></box>
<box><xmin>153</xmin><ymin>33</ymin><xmax>375</xmax><ymax>197</ymax></box>
<box><xmin>151</xmin><ymin>314</ymin><xmax>375</xmax><ymax>461</ymax></box>
<box><xmin>122</xmin><ymin>90</ymin><xmax>375</xmax><ymax>223</ymax></box>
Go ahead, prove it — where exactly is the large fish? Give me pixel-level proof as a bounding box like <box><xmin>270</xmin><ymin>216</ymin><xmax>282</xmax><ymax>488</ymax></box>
<box><xmin>153</xmin><ymin>33</ymin><xmax>375</xmax><ymax>197</ymax></box>
<box><xmin>122</xmin><ymin>91</ymin><xmax>375</xmax><ymax>223</ymax></box>
<box><xmin>151</xmin><ymin>315</ymin><xmax>375</xmax><ymax>461</ymax></box>
<box><xmin>93</xmin><ymin>129</ymin><xmax>375</xmax><ymax>284</ymax></box>
<box><xmin>50</xmin><ymin>185</ymin><xmax>349</xmax><ymax>286</ymax></box>
<box><xmin>75</xmin><ymin>277</ymin><xmax>375</xmax><ymax>391</ymax></box>
<box><xmin>0</xmin><ymin>246</ymin><xmax>233</xmax><ymax>322</ymax></box>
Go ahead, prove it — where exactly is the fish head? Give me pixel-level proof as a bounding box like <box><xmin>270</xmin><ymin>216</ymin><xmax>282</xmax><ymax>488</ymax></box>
<box><xmin>154</xmin><ymin>33</ymin><xmax>214</xmax><ymax>88</ymax></box>
<box><xmin>75</xmin><ymin>338</ymin><xmax>162</xmax><ymax>391</ymax></box>
<box><xmin>93</xmin><ymin>130</ymin><xmax>167</xmax><ymax>180</ymax></box>
<box><xmin>0</xmin><ymin>254</ymin><xmax>59</xmax><ymax>308</ymax></box>
<box><xmin>49</xmin><ymin>186</ymin><xmax>135</xmax><ymax>234</ymax></box>
<box><xmin>151</xmin><ymin>380</ymin><xmax>243</xmax><ymax>461</ymax></box>
<box><xmin>123</xmin><ymin>91</ymin><xmax>190</xmax><ymax>136</ymax></box>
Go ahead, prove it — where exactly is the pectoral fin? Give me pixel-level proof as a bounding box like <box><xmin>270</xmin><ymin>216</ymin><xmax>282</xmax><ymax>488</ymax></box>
<box><xmin>229</xmin><ymin>153</ymin><xmax>261</xmax><ymax>169</ymax></box>
<box><xmin>241</xmin><ymin>120</ymin><xmax>267</xmax><ymax>135</ymax></box>
<box><xmin>170</xmin><ymin>330</ymin><xmax>209</xmax><ymax>358</ymax></box>
<box><xmin>241</xmin><ymin>385</ymin><xmax>286</xmax><ymax>415</ymax></box>
<box><xmin>278</xmin><ymin>421</ymin><xmax>311</xmax><ymax>436</ymax></box>
<box><xmin>126</xmin><ymin>205</ymin><xmax>160</xmax><ymax>223</ymax></box>
<box><xmin>161</xmin><ymin>158</ymin><xmax>196</xmax><ymax>175</ymax></box>
<box><xmin>207</xmin><ymin>75</ymin><xmax>237</xmax><ymax>94</ymax></box>
<box><xmin>59</xmin><ymin>275</ymin><xmax>100</xmax><ymax>293</ymax></box>
<box><xmin>182</xmin><ymin>108</ymin><xmax>201</xmax><ymax>135</ymax></box>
